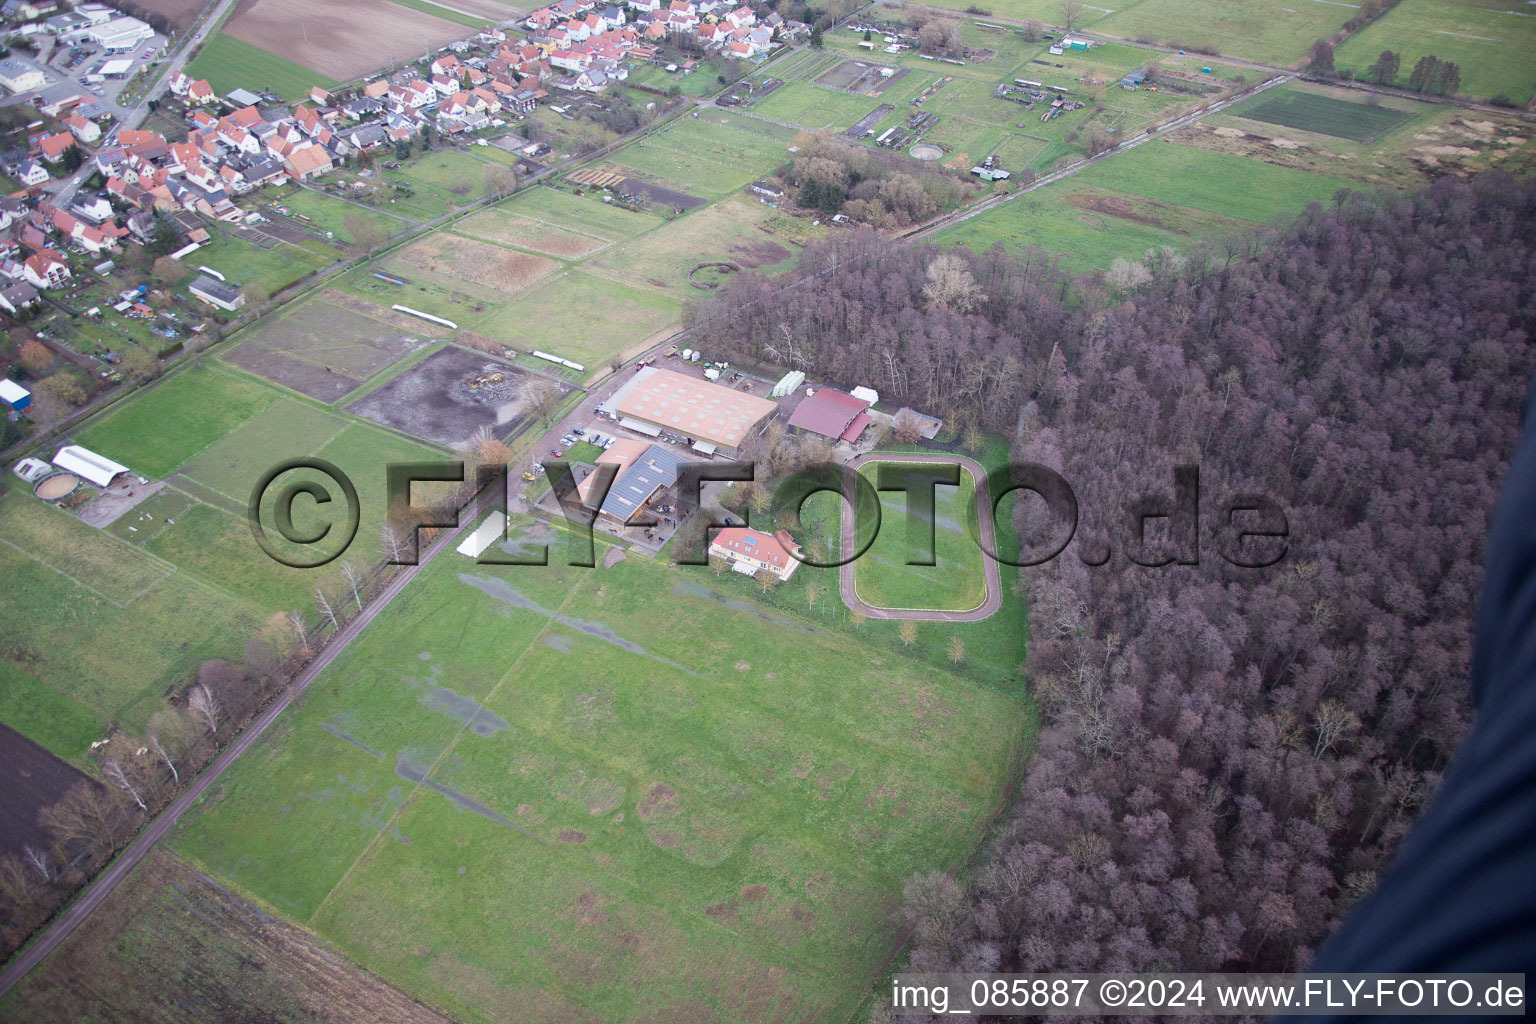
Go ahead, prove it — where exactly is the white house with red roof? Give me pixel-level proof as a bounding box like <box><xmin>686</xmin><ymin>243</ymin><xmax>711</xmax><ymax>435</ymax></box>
<box><xmin>709</xmin><ymin>527</ymin><xmax>803</xmax><ymax>581</ymax></box>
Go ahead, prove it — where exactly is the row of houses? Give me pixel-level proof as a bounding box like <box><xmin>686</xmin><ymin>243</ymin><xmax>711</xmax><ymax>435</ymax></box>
<box><xmin>521</xmin><ymin>0</ymin><xmax>803</xmax><ymax>69</ymax></box>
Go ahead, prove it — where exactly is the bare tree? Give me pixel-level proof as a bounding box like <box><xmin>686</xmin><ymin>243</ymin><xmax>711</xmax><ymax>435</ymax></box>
<box><xmin>483</xmin><ymin>163</ymin><xmax>519</xmax><ymax>200</ymax></box>
<box><xmin>315</xmin><ymin>585</ymin><xmax>340</xmax><ymax>632</ymax></box>
<box><xmin>23</xmin><ymin>845</ymin><xmax>52</xmax><ymax>883</ymax></box>
<box><xmin>40</xmin><ymin>781</ymin><xmax>125</xmax><ymax>851</ymax></box>
<box><xmin>340</xmin><ymin>561</ymin><xmax>365</xmax><ymax>611</ymax></box>
<box><xmin>1059</xmin><ymin>0</ymin><xmax>1084</xmax><ymax>31</ymax></box>
<box><xmin>899</xmin><ymin>620</ymin><xmax>918</xmax><ymax>646</ymax></box>
<box><xmin>103</xmin><ymin>759</ymin><xmax>147</xmax><ymax>811</ymax></box>
<box><xmin>148</xmin><ymin>731</ymin><xmax>178</xmax><ymax>785</ymax></box>
<box><xmin>187</xmin><ymin>683</ymin><xmax>221</xmax><ymax>736</ymax></box>
<box><xmin>287</xmin><ymin>610</ymin><xmax>311</xmax><ymax>656</ymax></box>
<box><xmin>380</xmin><ymin>520</ymin><xmax>408</xmax><ymax>562</ymax></box>
<box><xmin>0</xmin><ymin>854</ymin><xmax>36</xmax><ymax>913</ymax></box>
<box><xmin>756</xmin><ymin>568</ymin><xmax>776</xmax><ymax>593</ymax></box>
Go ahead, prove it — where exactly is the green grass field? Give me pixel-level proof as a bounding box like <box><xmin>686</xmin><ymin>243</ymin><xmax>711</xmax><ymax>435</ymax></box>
<box><xmin>273</xmin><ymin>187</ymin><xmax>416</xmax><ymax>243</ymax></box>
<box><xmin>191</xmin><ymin>227</ymin><xmax>335</xmax><ymax>296</ymax></box>
<box><xmin>0</xmin><ymin>490</ymin><xmax>264</xmax><ymax>760</ymax></box>
<box><xmin>1333</xmin><ymin>0</ymin><xmax>1536</xmax><ymax>104</ymax></box>
<box><xmin>1231</xmin><ymin>86</ymin><xmax>1418</xmax><ymax>142</ymax></box>
<box><xmin>935</xmin><ymin>139</ymin><xmax>1357</xmax><ymax>270</ymax></box>
<box><xmin>851</xmin><ymin>461</ymin><xmax>989</xmax><ymax>612</ymax></box>
<box><xmin>171</xmin><ymin>518</ymin><xmax>1030</xmax><ymax>1022</ymax></box>
<box><xmin>76</xmin><ymin>364</ymin><xmax>280</xmax><ymax>479</ymax></box>
<box><xmin>609</xmin><ymin>112</ymin><xmax>799</xmax><ymax>200</ymax></box>
<box><xmin>387</xmin><ymin>0</ymin><xmax>492</xmax><ymax>27</ymax></box>
<box><xmin>503</xmin><ymin>186</ymin><xmax>668</xmax><ymax>241</ymax></box>
<box><xmin>588</xmin><ymin>194</ymin><xmax>813</xmax><ymax>292</ymax></box>
<box><xmin>1093</xmin><ymin>0</ymin><xmax>1348</xmax><ymax>65</ymax></box>
<box><xmin>476</xmin><ymin>269</ymin><xmax>681</xmax><ymax>368</ymax></box>
<box><xmin>184</xmin><ymin>33</ymin><xmax>336</xmax><ymax>102</ymax></box>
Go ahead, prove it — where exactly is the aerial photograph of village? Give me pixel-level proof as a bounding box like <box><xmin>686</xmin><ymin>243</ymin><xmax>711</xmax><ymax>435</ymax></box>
<box><xmin>0</xmin><ymin>0</ymin><xmax>1531</xmax><ymax>1017</ymax></box>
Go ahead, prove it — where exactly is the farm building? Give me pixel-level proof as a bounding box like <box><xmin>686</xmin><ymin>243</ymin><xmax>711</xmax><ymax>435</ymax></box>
<box><xmin>1121</xmin><ymin>68</ymin><xmax>1147</xmax><ymax>89</ymax></box>
<box><xmin>709</xmin><ymin>526</ymin><xmax>803</xmax><ymax>581</ymax></box>
<box><xmin>600</xmin><ymin>367</ymin><xmax>776</xmax><ymax>456</ymax></box>
<box><xmin>577</xmin><ymin>440</ymin><xmax>691</xmax><ymax>526</ymax></box>
<box><xmin>787</xmin><ymin>387</ymin><xmax>872</xmax><ymax>444</ymax></box>
<box><xmin>1</xmin><ymin>377</ymin><xmax>31</xmax><ymax>412</ymax></box>
<box><xmin>52</xmin><ymin>444</ymin><xmax>129</xmax><ymax>487</ymax></box>
<box><xmin>189</xmin><ymin>275</ymin><xmax>245</xmax><ymax>311</ymax></box>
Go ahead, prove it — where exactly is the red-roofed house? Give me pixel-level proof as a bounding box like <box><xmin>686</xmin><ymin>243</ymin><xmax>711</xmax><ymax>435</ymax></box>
<box><xmin>709</xmin><ymin>527</ymin><xmax>802</xmax><ymax>581</ymax></box>
<box><xmin>186</xmin><ymin>79</ymin><xmax>215</xmax><ymax>104</ymax></box>
<box><xmin>37</xmin><ymin>133</ymin><xmax>76</xmax><ymax>163</ymax></box>
<box><xmin>284</xmin><ymin>144</ymin><xmax>332</xmax><ymax>180</ymax></box>
<box><xmin>23</xmin><ymin>249</ymin><xmax>70</xmax><ymax>289</ymax></box>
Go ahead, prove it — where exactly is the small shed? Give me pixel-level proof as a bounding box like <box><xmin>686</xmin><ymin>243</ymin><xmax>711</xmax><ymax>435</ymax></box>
<box><xmin>1</xmin><ymin>377</ymin><xmax>30</xmax><ymax>412</ymax></box>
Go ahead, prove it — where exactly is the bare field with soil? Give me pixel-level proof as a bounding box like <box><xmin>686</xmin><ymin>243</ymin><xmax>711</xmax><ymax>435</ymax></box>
<box><xmin>0</xmin><ymin>848</ymin><xmax>454</xmax><ymax>1024</ymax></box>
<box><xmin>347</xmin><ymin>344</ymin><xmax>554</xmax><ymax>446</ymax></box>
<box><xmin>224</xmin><ymin>0</ymin><xmax>473</xmax><ymax>81</ymax></box>
<box><xmin>130</xmin><ymin>0</ymin><xmax>210</xmax><ymax>33</ymax></box>
<box><xmin>223</xmin><ymin>298</ymin><xmax>429</xmax><ymax>402</ymax></box>
<box><xmin>393</xmin><ymin>235</ymin><xmax>559</xmax><ymax>297</ymax></box>
<box><xmin>0</xmin><ymin>724</ymin><xmax>92</xmax><ymax>862</ymax></box>
<box><xmin>454</xmin><ymin>209</ymin><xmax>611</xmax><ymax>259</ymax></box>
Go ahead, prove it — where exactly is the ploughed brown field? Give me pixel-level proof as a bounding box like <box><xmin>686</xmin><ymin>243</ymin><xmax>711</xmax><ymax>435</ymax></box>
<box><xmin>223</xmin><ymin>0</ymin><xmax>482</xmax><ymax>82</ymax></box>
<box><xmin>5</xmin><ymin>848</ymin><xmax>455</xmax><ymax>1024</ymax></box>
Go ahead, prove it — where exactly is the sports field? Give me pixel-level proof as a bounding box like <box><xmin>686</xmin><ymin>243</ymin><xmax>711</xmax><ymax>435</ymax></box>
<box><xmin>851</xmin><ymin>462</ymin><xmax>989</xmax><ymax>613</ymax></box>
<box><xmin>184</xmin><ymin>33</ymin><xmax>337</xmax><ymax>102</ymax></box>
<box><xmin>40</xmin><ymin>360</ymin><xmax>447</xmax><ymax>669</ymax></box>
<box><xmin>1333</xmin><ymin>0</ymin><xmax>1536</xmax><ymax>104</ymax></box>
<box><xmin>1231</xmin><ymin>87</ymin><xmax>1418</xmax><ymax>142</ymax></box>
<box><xmin>1093</xmin><ymin>0</ymin><xmax>1348</xmax><ymax>65</ymax></box>
<box><xmin>171</xmin><ymin>518</ymin><xmax>1030</xmax><ymax>1022</ymax></box>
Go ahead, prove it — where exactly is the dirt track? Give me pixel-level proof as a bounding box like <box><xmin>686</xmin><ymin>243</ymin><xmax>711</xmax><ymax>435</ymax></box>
<box><xmin>837</xmin><ymin>453</ymin><xmax>1003</xmax><ymax>622</ymax></box>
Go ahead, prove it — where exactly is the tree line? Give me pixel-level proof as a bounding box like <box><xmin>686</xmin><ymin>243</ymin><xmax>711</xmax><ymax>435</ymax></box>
<box><xmin>693</xmin><ymin>174</ymin><xmax>1536</xmax><ymax>1005</ymax></box>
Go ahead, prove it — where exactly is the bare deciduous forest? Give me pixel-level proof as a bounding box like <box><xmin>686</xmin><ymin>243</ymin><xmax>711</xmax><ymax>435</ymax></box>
<box><xmin>695</xmin><ymin>175</ymin><xmax>1536</xmax><ymax>988</ymax></box>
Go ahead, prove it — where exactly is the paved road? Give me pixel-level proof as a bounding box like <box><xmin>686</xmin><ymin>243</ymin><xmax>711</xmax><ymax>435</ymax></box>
<box><xmin>837</xmin><ymin>452</ymin><xmax>1004</xmax><ymax>622</ymax></box>
<box><xmin>47</xmin><ymin>0</ymin><xmax>239</xmax><ymax>208</ymax></box>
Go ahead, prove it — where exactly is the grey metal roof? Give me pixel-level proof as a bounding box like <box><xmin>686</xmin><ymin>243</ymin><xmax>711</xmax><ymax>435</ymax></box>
<box><xmin>598</xmin><ymin>443</ymin><xmax>687</xmax><ymax>522</ymax></box>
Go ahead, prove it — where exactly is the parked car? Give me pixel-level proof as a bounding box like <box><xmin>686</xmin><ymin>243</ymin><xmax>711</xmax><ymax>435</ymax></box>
<box><xmin>520</xmin><ymin>471</ymin><xmax>536</xmax><ymax>482</ymax></box>
<box><xmin>548</xmin><ymin>449</ymin><xmax>563</xmax><ymax>457</ymax></box>
<box><xmin>571</xmin><ymin>427</ymin><xmax>585</xmax><ymax>435</ymax></box>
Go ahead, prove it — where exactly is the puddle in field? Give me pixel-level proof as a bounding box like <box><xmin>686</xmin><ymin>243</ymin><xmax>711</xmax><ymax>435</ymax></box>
<box><xmin>318</xmin><ymin>721</ymin><xmax>384</xmax><ymax>759</ymax></box>
<box><xmin>458</xmin><ymin>573</ymin><xmax>697</xmax><ymax>675</ymax></box>
<box><xmin>671</xmin><ymin>581</ymin><xmax>836</xmax><ymax>638</ymax></box>
<box><xmin>543</xmin><ymin>633</ymin><xmax>574</xmax><ymax>653</ymax></box>
<box><xmin>425</xmin><ymin>687</ymin><xmax>510</xmax><ymax>736</ymax></box>
<box><xmin>395</xmin><ymin>755</ymin><xmax>547</xmax><ymax>843</ymax></box>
